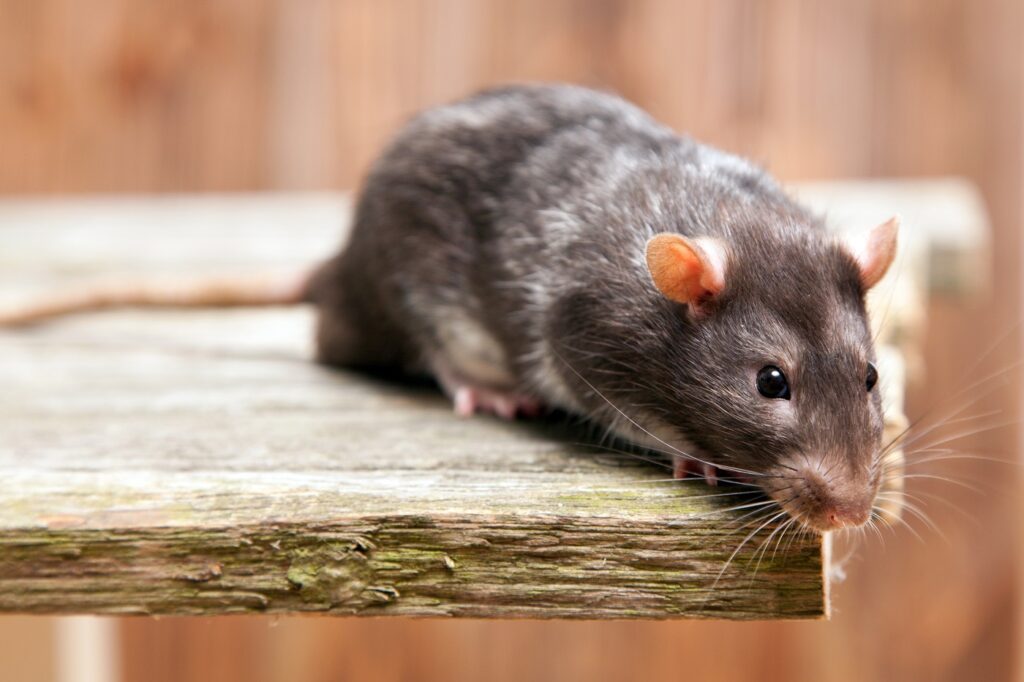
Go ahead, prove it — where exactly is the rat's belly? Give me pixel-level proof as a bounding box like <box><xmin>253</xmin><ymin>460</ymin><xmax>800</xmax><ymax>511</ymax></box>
<box><xmin>434</xmin><ymin>310</ymin><xmax>516</xmax><ymax>388</ymax></box>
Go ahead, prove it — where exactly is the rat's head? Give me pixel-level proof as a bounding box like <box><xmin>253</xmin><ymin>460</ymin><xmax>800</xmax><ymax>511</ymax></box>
<box><xmin>644</xmin><ymin>215</ymin><xmax>899</xmax><ymax>532</ymax></box>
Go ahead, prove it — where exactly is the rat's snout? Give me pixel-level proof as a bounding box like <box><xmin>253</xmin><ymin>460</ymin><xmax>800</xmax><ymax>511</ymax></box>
<box><xmin>817</xmin><ymin>500</ymin><xmax>871</xmax><ymax>531</ymax></box>
<box><xmin>803</xmin><ymin>474</ymin><xmax>874</xmax><ymax>531</ymax></box>
<box><xmin>771</xmin><ymin>464</ymin><xmax>876</xmax><ymax>532</ymax></box>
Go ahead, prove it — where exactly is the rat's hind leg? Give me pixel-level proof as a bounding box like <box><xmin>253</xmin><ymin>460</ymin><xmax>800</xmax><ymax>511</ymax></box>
<box><xmin>432</xmin><ymin>359</ymin><xmax>544</xmax><ymax>420</ymax></box>
<box><xmin>308</xmin><ymin>254</ymin><xmax>417</xmax><ymax>371</ymax></box>
<box><xmin>454</xmin><ymin>387</ymin><xmax>544</xmax><ymax>419</ymax></box>
<box><xmin>426</xmin><ymin>313</ymin><xmax>545</xmax><ymax>420</ymax></box>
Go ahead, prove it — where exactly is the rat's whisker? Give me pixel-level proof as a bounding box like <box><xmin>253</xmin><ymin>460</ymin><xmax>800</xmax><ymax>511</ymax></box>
<box><xmin>881</xmin><ymin>399</ymin><xmax>1002</xmax><ymax>458</ymax></box>
<box><xmin>683</xmin><ymin>498</ymin><xmax>782</xmax><ymax>526</ymax></box>
<box><xmin>574</xmin><ymin>441</ymin><xmax>774</xmax><ymax>490</ymax></box>
<box><xmin>889</xmin><ymin>408</ymin><xmax>1005</xmax><ymax>453</ymax></box>
<box><xmin>593</xmin><ymin>484</ymin><xmax>763</xmax><ymax>505</ymax></box>
<box><xmin>554</xmin><ymin>350</ymin><xmax>771</xmax><ymax>480</ymax></box>
<box><xmin>880</xmin><ymin>357</ymin><xmax>1019</xmax><ymax>456</ymax></box>
<box><xmin>782</xmin><ymin>514</ymin><xmax>817</xmax><ymax>555</ymax></box>
<box><xmin>888</xmin><ymin>488</ymin><xmax>982</xmax><ymax>528</ymax></box>
<box><xmin>724</xmin><ymin>493</ymin><xmax>800</xmax><ymax>531</ymax></box>
<box><xmin>879</xmin><ymin>355</ymin><xmax>1021</xmax><ymax>457</ymax></box>
<box><xmin>898</xmin><ymin>473</ymin><xmax>986</xmax><ymax>494</ymax></box>
<box><xmin>898</xmin><ymin>419</ymin><xmax>1018</xmax><ymax>456</ymax></box>
<box><xmin>772</xmin><ymin>515</ymin><xmax>804</xmax><ymax>561</ymax></box>
<box><xmin>750</xmin><ymin>515</ymin><xmax>799</xmax><ymax>580</ymax></box>
<box><xmin>893</xmin><ymin>498</ymin><xmax>946</xmax><ymax>543</ymax></box>
<box><xmin>898</xmin><ymin>452</ymin><xmax>1017</xmax><ymax>468</ymax></box>
<box><xmin>875</xmin><ymin>492</ymin><xmax>943</xmax><ymax>536</ymax></box>
<box><xmin>570</xmin><ymin>441</ymin><xmax>674</xmax><ymax>471</ymax></box>
<box><xmin>872</xmin><ymin>504</ymin><xmax>925</xmax><ymax>543</ymax></box>
<box><xmin>864</xmin><ymin>512</ymin><xmax>889</xmax><ymax>544</ymax></box>
<box><xmin>895</xmin><ymin>409</ymin><xmax>1015</xmax><ymax>449</ymax></box>
<box><xmin>820</xmin><ymin>452</ymin><xmax>846</xmax><ymax>482</ymax></box>
<box><xmin>705</xmin><ymin>509</ymin><xmax>791</xmax><ymax>602</ymax></box>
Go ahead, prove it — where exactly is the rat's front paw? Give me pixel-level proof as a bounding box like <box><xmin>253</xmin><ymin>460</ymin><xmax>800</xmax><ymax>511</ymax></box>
<box><xmin>672</xmin><ymin>455</ymin><xmax>724</xmax><ymax>486</ymax></box>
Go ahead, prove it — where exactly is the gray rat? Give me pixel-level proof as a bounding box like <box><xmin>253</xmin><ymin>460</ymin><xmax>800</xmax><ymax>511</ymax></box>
<box><xmin>308</xmin><ymin>84</ymin><xmax>898</xmax><ymax>532</ymax></box>
<box><xmin>2</xmin><ymin>84</ymin><xmax>898</xmax><ymax>532</ymax></box>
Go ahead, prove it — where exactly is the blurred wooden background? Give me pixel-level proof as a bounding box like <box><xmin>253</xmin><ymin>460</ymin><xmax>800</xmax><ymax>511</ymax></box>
<box><xmin>0</xmin><ymin>0</ymin><xmax>1020</xmax><ymax>681</ymax></box>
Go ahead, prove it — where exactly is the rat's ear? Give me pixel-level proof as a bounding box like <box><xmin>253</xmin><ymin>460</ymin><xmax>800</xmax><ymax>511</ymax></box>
<box><xmin>846</xmin><ymin>216</ymin><xmax>900</xmax><ymax>289</ymax></box>
<box><xmin>645</xmin><ymin>233</ymin><xmax>727</xmax><ymax>307</ymax></box>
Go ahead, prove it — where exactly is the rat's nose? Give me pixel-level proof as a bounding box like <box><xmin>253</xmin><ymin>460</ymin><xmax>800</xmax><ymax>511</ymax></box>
<box><xmin>798</xmin><ymin>471</ymin><xmax>874</xmax><ymax>531</ymax></box>
<box><xmin>821</xmin><ymin>505</ymin><xmax>871</xmax><ymax>530</ymax></box>
<box><xmin>780</xmin><ymin>465</ymin><xmax>877</xmax><ymax>531</ymax></box>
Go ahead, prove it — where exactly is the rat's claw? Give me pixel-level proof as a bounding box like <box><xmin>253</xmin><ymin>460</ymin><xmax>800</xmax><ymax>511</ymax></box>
<box><xmin>492</xmin><ymin>396</ymin><xmax>518</xmax><ymax>420</ymax></box>
<box><xmin>447</xmin><ymin>383</ymin><xmax>544</xmax><ymax>421</ymax></box>
<box><xmin>673</xmin><ymin>456</ymin><xmax>721</xmax><ymax>486</ymax></box>
<box><xmin>516</xmin><ymin>398</ymin><xmax>544</xmax><ymax>418</ymax></box>
<box><xmin>454</xmin><ymin>387</ymin><xmax>477</xmax><ymax>418</ymax></box>
<box><xmin>477</xmin><ymin>391</ymin><xmax>543</xmax><ymax>420</ymax></box>
<box><xmin>672</xmin><ymin>455</ymin><xmax>694</xmax><ymax>479</ymax></box>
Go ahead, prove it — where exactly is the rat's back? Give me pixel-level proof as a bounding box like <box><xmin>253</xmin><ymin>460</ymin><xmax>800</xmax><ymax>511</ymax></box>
<box><xmin>308</xmin><ymin>83</ymin><xmax>794</xmax><ymax>415</ymax></box>
<box><xmin>309</xmin><ymin>85</ymin><xmax>673</xmax><ymax>369</ymax></box>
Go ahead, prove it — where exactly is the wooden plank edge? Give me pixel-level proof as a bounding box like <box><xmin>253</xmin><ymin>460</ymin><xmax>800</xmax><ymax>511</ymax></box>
<box><xmin>0</xmin><ymin>514</ymin><xmax>826</xmax><ymax>620</ymax></box>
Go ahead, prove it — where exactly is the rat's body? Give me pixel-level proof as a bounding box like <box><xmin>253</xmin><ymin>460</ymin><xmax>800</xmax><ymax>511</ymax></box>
<box><xmin>2</xmin><ymin>84</ymin><xmax>899</xmax><ymax>532</ymax></box>
<box><xmin>308</xmin><ymin>85</ymin><xmax>895</xmax><ymax>530</ymax></box>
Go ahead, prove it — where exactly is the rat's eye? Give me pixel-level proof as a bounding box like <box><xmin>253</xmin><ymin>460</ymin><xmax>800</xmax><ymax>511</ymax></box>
<box><xmin>756</xmin><ymin>365</ymin><xmax>791</xmax><ymax>400</ymax></box>
<box><xmin>866</xmin><ymin>362</ymin><xmax>878</xmax><ymax>392</ymax></box>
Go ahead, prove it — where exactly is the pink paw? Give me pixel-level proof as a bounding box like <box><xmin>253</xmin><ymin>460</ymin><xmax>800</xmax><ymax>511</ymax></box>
<box><xmin>452</xmin><ymin>386</ymin><xmax>544</xmax><ymax>420</ymax></box>
<box><xmin>673</xmin><ymin>455</ymin><xmax>721</xmax><ymax>486</ymax></box>
<box><xmin>672</xmin><ymin>456</ymin><xmax>753</xmax><ymax>486</ymax></box>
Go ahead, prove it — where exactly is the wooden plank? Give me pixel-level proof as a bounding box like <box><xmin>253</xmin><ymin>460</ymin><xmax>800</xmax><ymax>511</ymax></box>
<box><xmin>0</xmin><ymin>308</ymin><xmax>825</xmax><ymax>618</ymax></box>
<box><xmin>0</xmin><ymin>181</ymin><xmax>987</xmax><ymax>618</ymax></box>
<box><xmin>0</xmin><ymin>194</ymin><xmax>831</xmax><ymax>619</ymax></box>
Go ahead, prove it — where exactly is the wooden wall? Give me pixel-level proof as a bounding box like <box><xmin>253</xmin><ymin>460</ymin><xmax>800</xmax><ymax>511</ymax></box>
<box><xmin>0</xmin><ymin>1</ymin><xmax>1020</xmax><ymax>680</ymax></box>
<box><xmin>3</xmin><ymin>0</ymin><xmax>1012</xmax><ymax>193</ymax></box>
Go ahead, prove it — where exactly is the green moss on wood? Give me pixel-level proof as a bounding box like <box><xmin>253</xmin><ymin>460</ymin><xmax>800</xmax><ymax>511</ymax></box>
<box><xmin>0</xmin><ymin>513</ymin><xmax>824</xmax><ymax>619</ymax></box>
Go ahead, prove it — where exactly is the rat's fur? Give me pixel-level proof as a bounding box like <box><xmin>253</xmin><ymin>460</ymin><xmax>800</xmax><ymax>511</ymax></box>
<box><xmin>309</xmin><ymin>84</ymin><xmax>886</xmax><ymax>530</ymax></box>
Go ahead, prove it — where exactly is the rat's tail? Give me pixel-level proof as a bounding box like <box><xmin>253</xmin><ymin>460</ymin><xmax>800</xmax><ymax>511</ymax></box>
<box><xmin>0</xmin><ymin>270</ymin><xmax>313</xmax><ymax>327</ymax></box>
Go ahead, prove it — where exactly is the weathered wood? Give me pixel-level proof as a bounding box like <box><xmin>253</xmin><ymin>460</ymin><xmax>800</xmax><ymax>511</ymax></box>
<box><xmin>0</xmin><ymin>308</ymin><xmax>825</xmax><ymax>618</ymax></box>
<box><xmin>0</xmin><ymin>194</ymin><xmax>838</xmax><ymax>619</ymax></box>
<box><xmin>0</xmin><ymin>183</ymin><xmax>973</xmax><ymax>619</ymax></box>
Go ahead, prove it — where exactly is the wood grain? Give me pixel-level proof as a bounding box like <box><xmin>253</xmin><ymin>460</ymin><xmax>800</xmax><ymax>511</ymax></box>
<box><xmin>0</xmin><ymin>311</ymin><xmax>825</xmax><ymax>618</ymax></box>
<box><xmin>0</xmin><ymin>197</ymin><xmax>830</xmax><ymax>619</ymax></box>
<box><xmin>0</xmin><ymin>175</ymin><xmax>981</xmax><ymax>618</ymax></box>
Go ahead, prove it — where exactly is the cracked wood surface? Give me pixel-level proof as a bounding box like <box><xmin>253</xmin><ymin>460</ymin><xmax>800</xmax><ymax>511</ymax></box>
<box><xmin>0</xmin><ymin>308</ymin><xmax>825</xmax><ymax>619</ymax></box>
<box><xmin>0</xmin><ymin>188</ymin><xmax>964</xmax><ymax>618</ymax></box>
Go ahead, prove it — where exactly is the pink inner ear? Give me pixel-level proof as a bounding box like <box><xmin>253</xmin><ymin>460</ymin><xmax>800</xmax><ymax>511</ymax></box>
<box><xmin>646</xmin><ymin>234</ymin><xmax>727</xmax><ymax>306</ymax></box>
<box><xmin>697</xmin><ymin>239</ymin><xmax>727</xmax><ymax>296</ymax></box>
<box><xmin>855</xmin><ymin>216</ymin><xmax>900</xmax><ymax>289</ymax></box>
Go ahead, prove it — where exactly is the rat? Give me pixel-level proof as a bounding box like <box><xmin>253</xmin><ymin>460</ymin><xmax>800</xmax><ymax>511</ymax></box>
<box><xmin>1</xmin><ymin>84</ymin><xmax>898</xmax><ymax>533</ymax></box>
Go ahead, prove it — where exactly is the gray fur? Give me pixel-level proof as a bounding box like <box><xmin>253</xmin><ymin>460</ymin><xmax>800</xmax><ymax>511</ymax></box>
<box><xmin>309</xmin><ymin>84</ymin><xmax>885</xmax><ymax>526</ymax></box>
